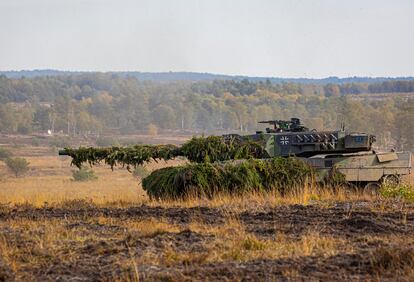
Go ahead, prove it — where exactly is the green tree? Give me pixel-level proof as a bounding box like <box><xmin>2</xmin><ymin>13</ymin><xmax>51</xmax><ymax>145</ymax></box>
<box><xmin>5</xmin><ymin>157</ymin><xmax>30</xmax><ymax>177</ymax></box>
<box><xmin>324</xmin><ymin>84</ymin><xmax>341</xmax><ymax>97</ymax></box>
<box><xmin>33</xmin><ymin>107</ymin><xmax>52</xmax><ymax>131</ymax></box>
<box><xmin>152</xmin><ymin>105</ymin><xmax>176</xmax><ymax>129</ymax></box>
<box><xmin>0</xmin><ymin>105</ymin><xmax>17</xmax><ymax>133</ymax></box>
<box><xmin>394</xmin><ymin>99</ymin><xmax>414</xmax><ymax>151</ymax></box>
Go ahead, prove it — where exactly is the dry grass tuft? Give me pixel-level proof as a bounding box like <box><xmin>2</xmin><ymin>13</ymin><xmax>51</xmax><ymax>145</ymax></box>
<box><xmin>127</xmin><ymin>219</ymin><xmax>181</xmax><ymax>238</ymax></box>
<box><xmin>186</xmin><ymin>217</ymin><xmax>348</xmax><ymax>264</ymax></box>
<box><xmin>371</xmin><ymin>246</ymin><xmax>414</xmax><ymax>275</ymax></box>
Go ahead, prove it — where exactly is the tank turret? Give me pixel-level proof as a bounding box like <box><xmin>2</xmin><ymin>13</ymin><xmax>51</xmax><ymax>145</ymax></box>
<box><xmin>230</xmin><ymin>118</ymin><xmax>376</xmax><ymax>158</ymax></box>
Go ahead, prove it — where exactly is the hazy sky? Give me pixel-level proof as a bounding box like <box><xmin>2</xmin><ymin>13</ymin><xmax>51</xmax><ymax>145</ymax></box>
<box><xmin>1</xmin><ymin>0</ymin><xmax>413</xmax><ymax>77</ymax></box>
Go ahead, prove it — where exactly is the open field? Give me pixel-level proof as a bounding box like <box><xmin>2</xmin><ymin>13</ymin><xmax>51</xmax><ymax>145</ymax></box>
<box><xmin>0</xmin><ymin>146</ymin><xmax>187</xmax><ymax>206</ymax></box>
<box><xmin>0</xmin><ymin>145</ymin><xmax>414</xmax><ymax>280</ymax></box>
<box><xmin>1</xmin><ymin>196</ymin><xmax>414</xmax><ymax>280</ymax></box>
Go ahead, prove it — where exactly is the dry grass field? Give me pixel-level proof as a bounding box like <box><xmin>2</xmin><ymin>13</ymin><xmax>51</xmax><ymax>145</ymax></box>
<box><xmin>0</xmin><ymin>145</ymin><xmax>414</xmax><ymax>281</ymax></box>
<box><xmin>0</xmin><ymin>146</ymin><xmax>187</xmax><ymax>206</ymax></box>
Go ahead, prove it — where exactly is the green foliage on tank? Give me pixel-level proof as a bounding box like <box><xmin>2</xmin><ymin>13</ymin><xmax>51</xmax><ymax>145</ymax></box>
<box><xmin>142</xmin><ymin>157</ymin><xmax>313</xmax><ymax>199</ymax></box>
<box><xmin>60</xmin><ymin>136</ymin><xmax>267</xmax><ymax>169</ymax></box>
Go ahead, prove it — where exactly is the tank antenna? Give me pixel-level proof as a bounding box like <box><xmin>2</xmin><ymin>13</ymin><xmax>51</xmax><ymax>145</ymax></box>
<box><xmin>341</xmin><ymin>121</ymin><xmax>345</xmax><ymax>131</ymax></box>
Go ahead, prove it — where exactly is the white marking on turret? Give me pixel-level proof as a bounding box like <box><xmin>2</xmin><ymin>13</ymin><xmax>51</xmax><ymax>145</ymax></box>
<box><xmin>280</xmin><ymin>136</ymin><xmax>289</xmax><ymax>145</ymax></box>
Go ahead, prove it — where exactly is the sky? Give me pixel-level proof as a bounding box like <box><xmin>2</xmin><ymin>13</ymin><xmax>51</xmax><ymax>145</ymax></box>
<box><xmin>0</xmin><ymin>0</ymin><xmax>413</xmax><ymax>78</ymax></box>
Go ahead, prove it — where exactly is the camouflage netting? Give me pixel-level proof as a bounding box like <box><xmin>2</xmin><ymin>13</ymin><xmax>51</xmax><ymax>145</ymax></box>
<box><xmin>142</xmin><ymin>157</ymin><xmax>314</xmax><ymax>199</ymax></box>
<box><xmin>63</xmin><ymin>136</ymin><xmax>315</xmax><ymax>199</ymax></box>
<box><xmin>63</xmin><ymin>136</ymin><xmax>268</xmax><ymax>169</ymax></box>
<box><xmin>179</xmin><ymin>136</ymin><xmax>268</xmax><ymax>163</ymax></box>
<box><xmin>63</xmin><ymin>144</ymin><xmax>179</xmax><ymax>170</ymax></box>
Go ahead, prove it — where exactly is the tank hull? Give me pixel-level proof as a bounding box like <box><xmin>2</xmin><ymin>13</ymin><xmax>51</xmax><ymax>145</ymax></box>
<box><xmin>301</xmin><ymin>151</ymin><xmax>412</xmax><ymax>183</ymax></box>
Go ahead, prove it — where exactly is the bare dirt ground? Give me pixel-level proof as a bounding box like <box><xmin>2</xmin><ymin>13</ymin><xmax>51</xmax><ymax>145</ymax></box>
<box><xmin>1</xmin><ymin>199</ymin><xmax>414</xmax><ymax>281</ymax></box>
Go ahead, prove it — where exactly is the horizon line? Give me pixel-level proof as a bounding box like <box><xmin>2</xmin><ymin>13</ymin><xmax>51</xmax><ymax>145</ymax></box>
<box><xmin>1</xmin><ymin>69</ymin><xmax>414</xmax><ymax>80</ymax></box>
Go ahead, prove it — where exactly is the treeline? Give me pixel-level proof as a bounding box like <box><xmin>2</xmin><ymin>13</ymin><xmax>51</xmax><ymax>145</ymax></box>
<box><xmin>2</xmin><ymin>70</ymin><xmax>414</xmax><ymax>84</ymax></box>
<box><xmin>1</xmin><ymin>74</ymin><xmax>414</xmax><ymax>103</ymax></box>
<box><xmin>324</xmin><ymin>80</ymin><xmax>414</xmax><ymax>96</ymax></box>
<box><xmin>0</xmin><ymin>74</ymin><xmax>413</xmax><ymax>151</ymax></box>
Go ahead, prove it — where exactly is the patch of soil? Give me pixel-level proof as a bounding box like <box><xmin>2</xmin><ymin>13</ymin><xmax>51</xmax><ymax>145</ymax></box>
<box><xmin>239</xmin><ymin>203</ymin><xmax>414</xmax><ymax>239</ymax></box>
<box><xmin>137</xmin><ymin>251</ymin><xmax>384</xmax><ymax>281</ymax></box>
<box><xmin>0</xmin><ymin>258</ymin><xmax>14</xmax><ymax>282</ymax></box>
<box><xmin>0</xmin><ymin>204</ymin><xmax>225</xmax><ymax>225</ymax></box>
<box><xmin>2</xmin><ymin>201</ymin><xmax>414</xmax><ymax>281</ymax></box>
<box><xmin>338</xmin><ymin>216</ymin><xmax>398</xmax><ymax>233</ymax></box>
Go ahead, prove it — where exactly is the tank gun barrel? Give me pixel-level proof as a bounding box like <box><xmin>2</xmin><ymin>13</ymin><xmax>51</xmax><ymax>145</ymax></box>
<box><xmin>58</xmin><ymin>150</ymin><xmax>69</xmax><ymax>156</ymax></box>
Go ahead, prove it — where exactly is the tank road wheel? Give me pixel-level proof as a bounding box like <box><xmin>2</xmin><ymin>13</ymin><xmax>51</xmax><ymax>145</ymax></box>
<box><xmin>382</xmin><ymin>174</ymin><xmax>400</xmax><ymax>187</ymax></box>
<box><xmin>363</xmin><ymin>182</ymin><xmax>381</xmax><ymax>197</ymax></box>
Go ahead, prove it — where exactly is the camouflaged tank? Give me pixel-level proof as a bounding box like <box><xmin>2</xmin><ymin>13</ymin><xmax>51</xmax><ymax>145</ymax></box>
<box><xmin>228</xmin><ymin>118</ymin><xmax>412</xmax><ymax>193</ymax></box>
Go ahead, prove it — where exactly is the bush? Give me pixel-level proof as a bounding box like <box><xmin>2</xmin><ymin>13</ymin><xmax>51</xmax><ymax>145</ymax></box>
<box><xmin>142</xmin><ymin>157</ymin><xmax>313</xmax><ymax>199</ymax></box>
<box><xmin>133</xmin><ymin>166</ymin><xmax>150</xmax><ymax>178</ymax></box>
<box><xmin>72</xmin><ymin>166</ymin><xmax>98</xmax><ymax>182</ymax></box>
<box><xmin>5</xmin><ymin>157</ymin><xmax>30</xmax><ymax>177</ymax></box>
<box><xmin>380</xmin><ymin>184</ymin><xmax>414</xmax><ymax>202</ymax></box>
<box><xmin>0</xmin><ymin>148</ymin><xmax>12</xmax><ymax>160</ymax></box>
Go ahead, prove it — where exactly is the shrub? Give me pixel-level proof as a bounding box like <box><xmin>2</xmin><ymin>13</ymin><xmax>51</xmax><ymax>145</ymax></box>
<box><xmin>133</xmin><ymin>166</ymin><xmax>150</xmax><ymax>178</ymax></box>
<box><xmin>5</xmin><ymin>157</ymin><xmax>30</xmax><ymax>177</ymax></box>
<box><xmin>0</xmin><ymin>148</ymin><xmax>12</xmax><ymax>160</ymax></box>
<box><xmin>72</xmin><ymin>166</ymin><xmax>98</xmax><ymax>182</ymax></box>
<box><xmin>380</xmin><ymin>184</ymin><xmax>414</xmax><ymax>202</ymax></box>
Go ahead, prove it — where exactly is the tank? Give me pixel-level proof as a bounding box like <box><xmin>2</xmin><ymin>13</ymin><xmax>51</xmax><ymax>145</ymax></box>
<box><xmin>59</xmin><ymin>117</ymin><xmax>412</xmax><ymax>194</ymax></box>
<box><xmin>228</xmin><ymin>118</ymin><xmax>412</xmax><ymax>192</ymax></box>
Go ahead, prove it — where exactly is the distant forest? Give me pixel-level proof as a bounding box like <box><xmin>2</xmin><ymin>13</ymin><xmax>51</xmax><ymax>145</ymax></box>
<box><xmin>0</xmin><ymin>72</ymin><xmax>413</xmax><ymax>151</ymax></box>
<box><xmin>2</xmin><ymin>70</ymin><xmax>414</xmax><ymax>84</ymax></box>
